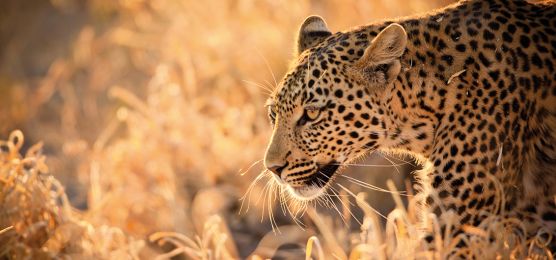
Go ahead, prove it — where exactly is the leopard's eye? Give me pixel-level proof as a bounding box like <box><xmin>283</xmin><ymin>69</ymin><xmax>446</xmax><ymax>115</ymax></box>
<box><xmin>268</xmin><ymin>106</ymin><xmax>276</xmax><ymax>125</ymax></box>
<box><xmin>306</xmin><ymin>109</ymin><xmax>320</xmax><ymax>120</ymax></box>
<box><xmin>298</xmin><ymin>107</ymin><xmax>321</xmax><ymax>126</ymax></box>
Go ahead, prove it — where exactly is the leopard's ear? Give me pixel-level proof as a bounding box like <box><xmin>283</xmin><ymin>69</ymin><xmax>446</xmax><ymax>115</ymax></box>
<box><xmin>296</xmin><ymin>15</ymin><xmax>332</xmax><ymax>55</ymax></box>
<box><xmin>352</xmin><ymin>23</ymin><xmax>407</xmax><ymax>89</ymax></box>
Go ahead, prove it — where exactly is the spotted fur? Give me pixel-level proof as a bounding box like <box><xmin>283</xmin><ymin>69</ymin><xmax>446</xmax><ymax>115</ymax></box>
<box><xmin>264</xmin><ymin>0</ymin><xmax>556</xmax><ymax>247</ymax></box>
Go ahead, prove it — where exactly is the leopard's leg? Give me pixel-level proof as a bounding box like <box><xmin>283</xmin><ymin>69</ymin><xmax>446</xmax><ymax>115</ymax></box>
<box><xmin>513</xmin><ymin>168</ymin><xmax>556</xmax><ymax>254</ymax></box>
<box><xmin>512</xmin><ymin>196</ymin><xmax>556</xmax><ymax>255</ymax></box>
<box><xmin>513</xmin><ymin>107</ymin><xmax>556</xmax><ymax>252</ymax></box>
<box><xmin>416</xmin><ymin>125</ymin><xmax>519</xmax><ymax>257</ymax></box>
<box><xmin>418</xmin><ymin>165</ymin><xmax>502</xmax><ymax>255</ymax></box>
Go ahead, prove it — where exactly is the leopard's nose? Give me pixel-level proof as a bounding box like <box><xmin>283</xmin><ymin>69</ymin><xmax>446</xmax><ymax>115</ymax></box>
<box><xmin>266</xmin><ymin>163</ymin><xmax>287</xmax><ymax>177</ymax></box>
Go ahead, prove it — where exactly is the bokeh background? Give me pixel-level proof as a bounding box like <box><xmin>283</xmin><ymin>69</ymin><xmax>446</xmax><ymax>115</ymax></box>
<box><xmin>1</xmin><ymin>0</ymin><xmax>458</xmax><ymax>258</ymax></box>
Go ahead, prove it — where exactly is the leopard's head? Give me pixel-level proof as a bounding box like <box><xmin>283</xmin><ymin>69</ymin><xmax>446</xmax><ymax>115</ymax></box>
<box><xmin>264</xmin><ymin>16</ymin><xmax>407</xmax><ymax>200</ymax></box>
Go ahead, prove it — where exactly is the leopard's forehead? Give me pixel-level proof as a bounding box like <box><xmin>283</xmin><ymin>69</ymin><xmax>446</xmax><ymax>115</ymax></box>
<box><xmin>272</xmin><ymin>30</ymin><xmax>372</xmax><ymax>113</ymax></box>
<box><xmin>273</xmin><ymin>49</ymin><xmax>343</xmax><ymax>113</ymax></box>
<box><xmin>273</xmin><ymin>60</ymin><xmax>308</xmax><ymax>112</ymax></box>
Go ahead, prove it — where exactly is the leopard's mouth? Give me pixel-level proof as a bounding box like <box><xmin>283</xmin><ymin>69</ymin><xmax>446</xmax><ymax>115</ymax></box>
<box><xmin>305</xmin><ymin>162</ymin><xmax>340</xmax><ymax>188</ymax></box>
<box><xmin>284</xmin><ymin>162</ymin><xmax>340</xmax><ymax>200</ymax></box>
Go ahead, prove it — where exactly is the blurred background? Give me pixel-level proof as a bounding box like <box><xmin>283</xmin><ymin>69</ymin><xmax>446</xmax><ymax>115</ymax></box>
<box><xmin>1</xmin><ymin>0</ymin><xmax>454</xmax><ymax>258</ymax></box>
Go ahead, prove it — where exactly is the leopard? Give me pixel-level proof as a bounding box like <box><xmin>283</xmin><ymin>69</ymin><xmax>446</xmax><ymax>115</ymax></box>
<box><xmin>262</xmin><ymin>0</ymin><xmax>556</xmax><ymax>251</ymax></box>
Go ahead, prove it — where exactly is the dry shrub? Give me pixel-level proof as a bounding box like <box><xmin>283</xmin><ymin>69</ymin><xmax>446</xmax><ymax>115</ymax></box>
<box><xmin>0</xmin><ymin>130</ymin><xmax>144</xmax><ymax>259</ymax></box>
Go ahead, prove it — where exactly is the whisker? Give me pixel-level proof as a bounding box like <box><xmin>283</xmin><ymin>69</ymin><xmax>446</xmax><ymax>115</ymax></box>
<box><xmin>329</xmin><ymin>183</ymin><xmax>362</xmax><ymax>226</ymax></box>
<box><xmin>254</xmin><ymin>49</ymin><xmax>278</xmax><ymax>88</ymax></box>
<box><xmin>242</xmin><ymin>79</ymin><xmax>274</xmax><ymax>93</ymax></box>
<box><xmin>381</xmin><ymin>152</ymin><xmax>416</xmax><ymax>167</ymax></box>
<box><xmin>259</xmin><ymin>178</ymin><xmax>273</xmax><ymax>222</ymax></box>
<box><xmin>282</xmin><ymin>190</ymin><xmax>307</xmax><ymax>230</ymax></box>
<box><xmin>341</xmin><ymin>175</ymin><xmax>408</xmax><ymax>196</ymax></box>
<box><xmin>315</xmin><ymin>177</ymin><xmax>335</xmax><ymax>208</ymax></box>
<box><xmin>328</xmin><ymin>185</ymin><xmax>355</xmax><ymax>206</ymax></box>
<box><xmin>268</xmin><ymin>181</ymin><xmax>281</xmax><ymax>233</ymax></box>
<box><xmin>314</xmin><ymin>171</ymin><xmax>355</xmax><ymax>207</ymax></box>
<box><xmin>337</xmin><ymin>183</ymin><xmax>387</xmax><ymax>220</ymax></box>
<box><xmin>326</xmin><ymin>194</ymin><xmax>350</xmax><ymax>197</ymax></box>
<box><xmin>241</xmin><ymin>79</ymin><xmax>273</xmax><ymax>95</ymax></box>
<box><xmin>295</xmin><ymin>199</ymin><xmax>307</xmax><ymax>218</ymax></box>
<box><xmin>267</xmin><ymin>182</ymin><xmax>274</xmax><ymax>231</ymax></box>
<box><xmin>331</xmin><ymin>162</ymin><xmax>408</xmax><ymax>168</ymax></box>
<box><xmin>238</xmin><ymin>159</ymin><xmax>263</xmax><ymax>176</ymax></box>
<box><xmin>279</xmin><ymin>184</ymin><xmax>288</xmax><ymax>216</ymax></box>
<box><xmin>382</xmin><ymin>154</ymin><xmax>403</xmax><ymax>175</ymax></box>
<box><xmin>239</xmin><ymin>170</ymin><xmax>268</xmax><ymax>214</ymax></box>
<box><xmin>315</xmin><ymin>171</ymin><xmax>362</xmax><ymax>226</ymax></box>
<box><xmin>265</xmin><ymin>182</ymin><xmax>278</xmax><ymax>233</ymax></box>
<box><xmin>262</xmin><ymin>79</ymin><xmax>276</xmax><ymax>92</ymax></box>
<box><xmin>315</xmin><ymin>194</ymin><xmax>327</xmax><ymax>209</ymax></box>
<box><xmin>320</xmin><ymin>182</ymin><xmax>349</xmax><ymax>227</ymax></box>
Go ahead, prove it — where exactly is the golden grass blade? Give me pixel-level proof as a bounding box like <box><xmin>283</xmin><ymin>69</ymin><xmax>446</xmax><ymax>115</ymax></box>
<box><xmin>306</xmin><ymin>236</ymin><xmax>324</xmax><ymax>260</ymax></box>
<box><xmin>307</xmin><ymin>208</ymin><xmax>347</xmax><ymax>259</ymax></box>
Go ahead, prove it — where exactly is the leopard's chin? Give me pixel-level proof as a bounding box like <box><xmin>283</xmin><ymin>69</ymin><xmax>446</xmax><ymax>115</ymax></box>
<box><xmin>286</xmin><ymin>185</ymin><xmax>324</xmax><ymax>201</ymax></box>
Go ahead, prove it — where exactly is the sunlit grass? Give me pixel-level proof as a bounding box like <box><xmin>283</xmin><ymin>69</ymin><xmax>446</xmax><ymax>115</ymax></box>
<box><xmin>2</xmin><ymin>130</ymin><xmax>553</xmax><ymax>259</ymax></box>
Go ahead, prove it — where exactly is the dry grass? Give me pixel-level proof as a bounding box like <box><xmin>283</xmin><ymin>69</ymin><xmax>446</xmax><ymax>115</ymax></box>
<box><xmin>0</xmin><ymin>0</ymin><xmax>554</xmax><ymax>259</ymax></box>
<box><xmin>1</xmin><ymin>130</ymin><xmax>552</xmax><ymax>259</ymax></box>
<box><xmin>0</xmin><ymin>130</ymin><xmax>144</xmax><ymax>258</ymax></box>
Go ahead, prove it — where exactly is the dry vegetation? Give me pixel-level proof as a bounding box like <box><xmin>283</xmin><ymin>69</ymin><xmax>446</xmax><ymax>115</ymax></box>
<box><xmin>0</xmin><ymin>0</ymin><xmax>554</xmax><ymax>259</ymax></box>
